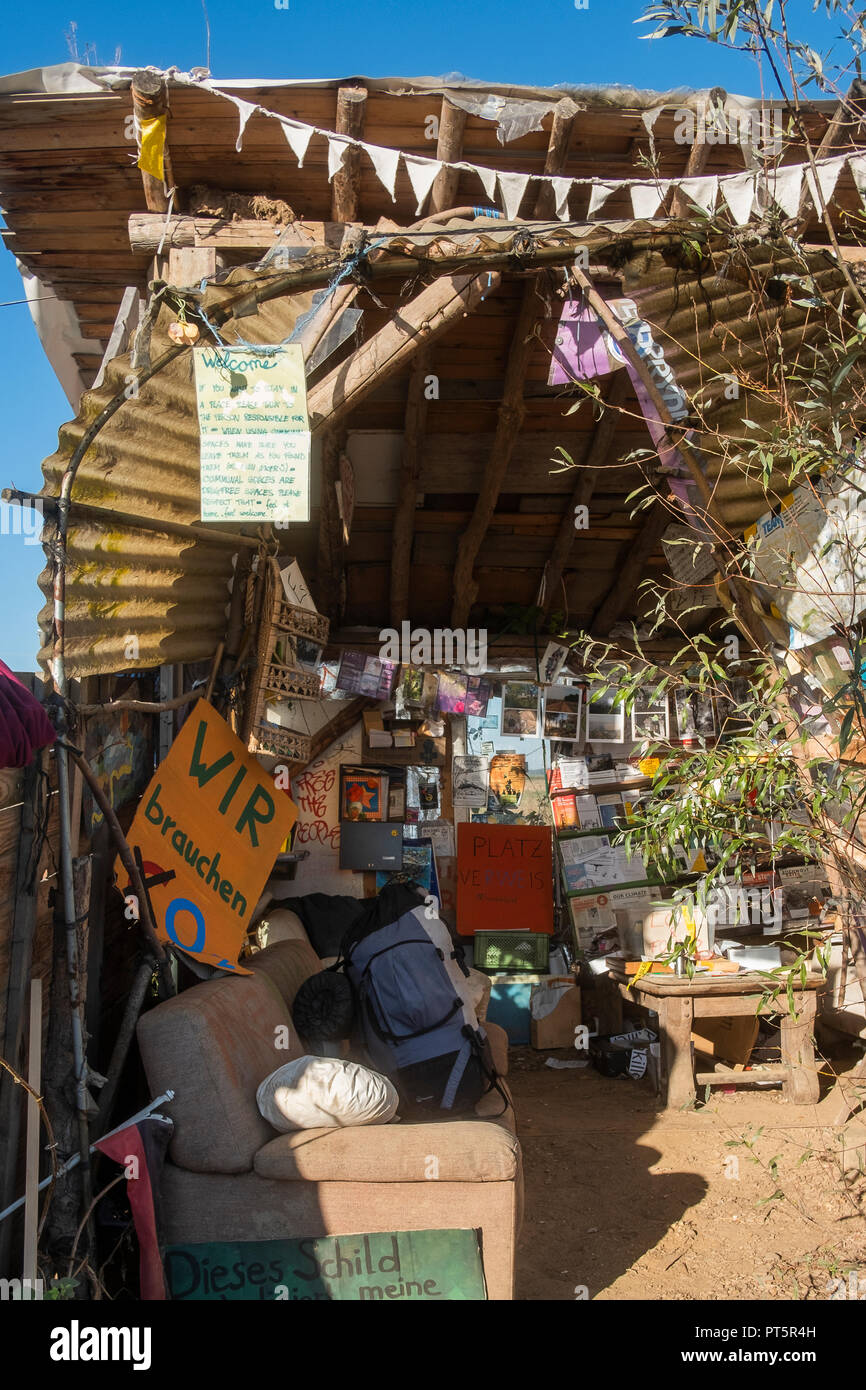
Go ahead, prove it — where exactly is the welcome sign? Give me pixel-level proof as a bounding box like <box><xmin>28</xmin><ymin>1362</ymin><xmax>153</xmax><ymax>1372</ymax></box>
<box><xmin>194</xmin><ymin>343</ymin><xmax>310</xmax><ymax>523</ymax></box>
<box><xmin>164</xmin><ymin>1230</ymin><xmax>486</xmax><ymax>1301</ymax></box>
<box><xmin>119</xmin><ymin>701</ymin><xmax>297</xmax><ymax>972</ymax></box>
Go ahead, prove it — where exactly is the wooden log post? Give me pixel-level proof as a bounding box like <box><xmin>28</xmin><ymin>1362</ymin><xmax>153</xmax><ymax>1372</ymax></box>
<box><xmin>539</xmin><ymin>371</ymin><xmax>628</xmax><ymax>615</ymax></box>
<box><xmin>780</xmin><ymin>993</ymin><xmax>820</xmax><ymax>1106</ymax></box>
<box><xmin>532</xmin><ymin>98</ymin><xmax>580</xmax><ymax>221</ymax></box>
<box><xmin>660</xmin><ymin>994</ymin><xmax>697</xmax><ymax>1110</ymax></box>
<box><xmin>389</xmin><ymin>353</ymin><xmax>431</xmax><ymax>628</ymax></box>
<box><xmin>307</xmin><ymin>270</ymin><xmax>502</xmax><ymax>435</ymax></box>
<box><xmin>429</xmin><ymin>99</ymin><xmax>469</xmax><ymax>215</ymax></box>
<box><xmin>451</xmin><ymin>278</ymin><xmax>543</xmax><ymax>628</ymax></box>
<box><xmin>669</xmin><ymin>88</ymin><xmax>725</xmax><ymax>220</ymax></box>
<box><xmin>331</xmin><ymin>85</ymin><xmax>367</xmax><ymax>224</ymax></box>
<box><xmin>131</xmin><ymin>70</ymin><xmax>176</xmax><ymax>213</ymax></box>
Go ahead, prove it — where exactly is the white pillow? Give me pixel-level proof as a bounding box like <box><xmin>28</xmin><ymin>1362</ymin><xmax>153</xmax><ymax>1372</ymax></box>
<box><xmin>257</xmin><ymin>1057</ymin><xmax>399</xmax><ymax>1131</ymax></box>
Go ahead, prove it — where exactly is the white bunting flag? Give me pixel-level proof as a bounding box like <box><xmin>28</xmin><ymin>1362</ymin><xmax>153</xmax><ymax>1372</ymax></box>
<box><xmin>721</xmin><ymin>170</ymin><xmax>756</xmax><ymax>226</ymax></box>
<box><xmin>226</xmin><ymin>96</ymin><xmax>259</xmax><ymax>153</ymax></box>
<box><xmin>497</xmin><ymin>171</ymin><xmax>531</xmax><ymax>220</ymax></box>
<box><xmin>849</xmin><ymin>153</ymin><xmax>866</xmax><ymax>209</ymax></box>
<box><xmin>804</xmin><ymin>154</ymin><xmax>846</xmax><ymax>214</ymax></box>
<box><xmin>587</xmin><ymin>180</ymin><xmax>618</xmax><ymax>218</ymax></box>
<box><xmin>469</xmin><ymin>162</ymin><xmax>498</xmax><ymax>204</ymax></box>
<box><xmin>630</xmin><ymin>180</ymin><xmax>671</xmax><ymax>219</ymax></box>
<box><xmin>281</xmin><ymin>120</ymin><xmax>314</xmax><ymax>169</ymax></box>
<box><xmin>641</xmin><ymin>106</ymin><xmax>665</xmax><ymax>135</ymax></box>
<box><xmin>403</xmin><ymin>154</ymin><xmax>441</xmax><ymax>214</ymax></box>
<box><xmin>363</xmin><ymin>141</ymin><xmax>401</xmax><ymax>201</ymax></box>
<box><xmin>327</xmin><ymin>135</ymin><xmax>353</xmax><ymax>182</ymax></box>
<box><xmin>761</xmin><ymin>163</ymin><xmax>802</xmax><ymax>218</ymax></box>
<box><xmin>548</xmin><ymin>176</ymin><xmax>573</xmax><ymax>222</ymax></box>
<box><xmin>677</xmin><ymin>175</ymin><xmax>718</xmax><ymax>215</ymax></box>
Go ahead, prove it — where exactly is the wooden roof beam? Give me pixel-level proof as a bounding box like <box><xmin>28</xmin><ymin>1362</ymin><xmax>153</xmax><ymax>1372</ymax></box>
<box><xmin>450</xmin><ymin>105</ymin><xmax>579</xmax><ymax>626</ymax></box>
<box><xmin>429</xmin><ymin>99</ymin><xmax>469</xmax><ymax>214</ymax></box>
<box><xmin>131</xmin><ymin>70</ymin><xmax>176</xmax><ymax>214</ymax></box>
<box><xmin>590</xmin><ymin>499</ymin><xmax>671</xmax><ymax>635</ymax></box>
<box><xmin>389</xmin><ymin>353</ymin><xmax>431</xmax><ymax>627</ymax></box>
<box><xmin>538</xmin><ymin>371</ymin><xmax>628</xmax><ymax>616</ymax></box>
<box><xmin>331</xmin><ymin>85</ymin><xmax>367</xmax><ymax>223</ymax></box>
<box><xmin>307</xmin><ymin>268</ymin><xmax>502</xmax><ymax>435</ymax></box>
<box><xmin>451</xmin><ymin>277</ymin><xmax>545</xmax><ymax>628</ymax></box>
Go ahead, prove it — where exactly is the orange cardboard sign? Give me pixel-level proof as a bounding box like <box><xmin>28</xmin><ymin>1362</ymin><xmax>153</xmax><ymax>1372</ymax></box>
<box><xmin>118</xmin><ymin>701</ymin><xmax>297</xmax><ymax>972</ymax></box>
<box><xmin>456</xmin><ymin>823</ymin><xmax>553</xmax><ymax>935</ymax></box>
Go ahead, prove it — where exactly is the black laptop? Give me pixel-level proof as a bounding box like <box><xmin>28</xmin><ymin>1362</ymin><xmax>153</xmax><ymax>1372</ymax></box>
<box><xmin>339</xmin><ymin>821</ymin><xmax>404</xmax><ymax>872</ymax></box>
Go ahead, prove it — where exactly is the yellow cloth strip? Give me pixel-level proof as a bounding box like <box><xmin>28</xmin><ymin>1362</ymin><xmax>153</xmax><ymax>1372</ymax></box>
<box><xmin>137</xmin><ymin>114</ymin><xmax>166</xmax><ymax>182</ymax></box>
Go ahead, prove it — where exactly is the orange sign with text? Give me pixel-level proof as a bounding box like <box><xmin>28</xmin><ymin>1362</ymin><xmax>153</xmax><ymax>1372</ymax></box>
<box><xmin>456</xmin><ymin>823</ymin><xmax>553</xmax><ymax>935</ymax></box>
<box><xmin>119</xmin><ymin>701</ymin><xmax>297</xmax><ymax>972</ymax></box>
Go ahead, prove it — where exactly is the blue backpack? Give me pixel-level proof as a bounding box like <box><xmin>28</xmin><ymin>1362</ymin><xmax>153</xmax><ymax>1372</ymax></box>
<box><xmin>341</xmin><ymin>885</ymin><xmax>505</xmax><ymax>1117</ymax></box>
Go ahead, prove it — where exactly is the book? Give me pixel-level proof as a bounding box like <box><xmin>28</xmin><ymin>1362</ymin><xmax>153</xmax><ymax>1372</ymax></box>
<box><xmin>551</xmin><ymin>793</ymin><xmax>578</xmax><ymax>829</ymax></box>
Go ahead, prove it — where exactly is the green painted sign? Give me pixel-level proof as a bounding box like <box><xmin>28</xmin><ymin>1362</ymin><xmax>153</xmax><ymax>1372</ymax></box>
<box><xmin>164</xmin><ymin>1229</ymin><xmax>487</xmax><ymax>1301</ymax></box>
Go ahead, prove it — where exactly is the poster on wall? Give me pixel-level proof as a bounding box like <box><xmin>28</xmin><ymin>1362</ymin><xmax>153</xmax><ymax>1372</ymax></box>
<box><xmin>194</xmin><ymin>344</ymin><xmax>310</xmax><ymax>523</ymax></box>
<box><xmin>436</xmin><ymin>672</ymin><xmax>469</xmax><ymax>714</ymax></box>
<box><xmin>488</xmin><ymin>753</ymin><xmax>526</xmax><ymax>810</ymax></box>
<box><xmin>452</xmin><ymin>755</ymin><xmax>489</xmax><ymax>809</ymax></box>
<box><xmin>336</xmin><ymin>651</ymin><xmax>398</xmax><ymax>700</ymax></box>
<box><xmin>537</xmin><ymin>642</ymin><xmax>571</xmax><ymax>685</ymax></box>
<box><xmin>456</xmin><ymin>823</ymin><xmax>553</xmax><ymax>935</ymax></box>
<box><xmin>119</xmin><ymin>701</ymin><xmax>297</xmax><ymax>973</ymax></box>
<box><xmin>464</xmin><ymin>677</ymin><xmax>492</xmax><ymax>717</ymax></box>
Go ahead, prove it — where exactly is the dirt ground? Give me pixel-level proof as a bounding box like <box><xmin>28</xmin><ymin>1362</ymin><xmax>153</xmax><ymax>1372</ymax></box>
<box><xmin>510</xmin><ymin>1044</ymin><xmax>866</xmax><ymax>1301</ymax></box>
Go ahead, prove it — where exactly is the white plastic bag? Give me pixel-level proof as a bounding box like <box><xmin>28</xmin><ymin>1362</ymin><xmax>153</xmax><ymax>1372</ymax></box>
<box><xmin>257</xmin><ymin>1056</ymin><xmax>399</xmax><ymax>1131</ymax></box>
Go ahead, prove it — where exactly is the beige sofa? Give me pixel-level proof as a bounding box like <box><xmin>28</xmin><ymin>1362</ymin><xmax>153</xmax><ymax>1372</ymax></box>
<box><xmin>137</xmin><ymin>934</ymin><xmax>523</xmax><ymax>1300</ymax></box>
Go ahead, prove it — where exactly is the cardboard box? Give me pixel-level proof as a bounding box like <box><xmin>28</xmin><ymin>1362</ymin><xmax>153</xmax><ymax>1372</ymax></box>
<box><xmin>691</xmin><ymin>1014</ymin><xmax>759</xmax><ymax>1067</ymax></box>
<box><xmin>530</xmin><ymin>978</ymin><xmax>582</xmax><ymax>1050</ymax></box>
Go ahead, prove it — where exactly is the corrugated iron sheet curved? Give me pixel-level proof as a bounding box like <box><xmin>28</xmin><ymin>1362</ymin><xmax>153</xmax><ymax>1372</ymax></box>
<box><xmin>38</xmin><ymin>267</ymin><xmax>315</xmax><ymax>677</ymax></box>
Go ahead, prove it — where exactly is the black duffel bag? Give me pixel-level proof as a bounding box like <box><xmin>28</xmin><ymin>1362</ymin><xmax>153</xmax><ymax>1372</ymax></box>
<box><xmin>291</xmin><ymin>967</ymin><xmax>355</xmax><ymax>1043</ymax></box>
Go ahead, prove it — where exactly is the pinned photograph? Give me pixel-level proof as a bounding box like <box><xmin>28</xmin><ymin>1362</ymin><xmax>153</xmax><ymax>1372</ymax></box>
<box><xmin>542</xmin><ymin>679</ymin><xmax>584</xmax><ymax>742</ymax></box>
<box><xmin>501</xmin><ymin>682</ymin><xmax>540</xmax><ymax>736</ymax></box>
<box><xmin>631</xmin><ymin>688</ymin><xmax>670</xmax><ymax>741</ymax></box>
<box><xmin>585</xmin><ymin>685</ymin><xmax>626</xmax><ymax>743</ymax></box>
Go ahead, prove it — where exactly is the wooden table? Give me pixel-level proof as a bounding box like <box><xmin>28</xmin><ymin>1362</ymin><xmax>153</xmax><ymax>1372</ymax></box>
<box><xmin>603</xmin><ymin>968</ymin><xmax>824</xmax><ymax>1110</ymax></box>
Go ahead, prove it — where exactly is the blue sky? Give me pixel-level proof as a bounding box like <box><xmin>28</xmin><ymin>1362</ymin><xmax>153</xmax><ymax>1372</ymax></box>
<box><xmin>0</xmin><ymin>0</ymin><xmax>838</xmax><ymax>668</ymax></box>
